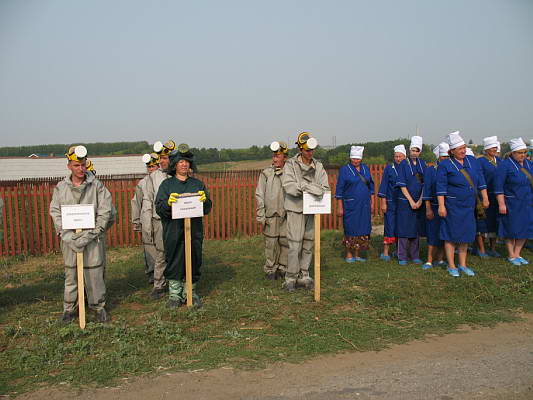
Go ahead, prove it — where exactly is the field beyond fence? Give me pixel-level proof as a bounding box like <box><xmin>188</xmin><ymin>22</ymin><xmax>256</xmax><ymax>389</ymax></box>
<box><xmin>0</xmin><ymin>166</ymin><xmax>386</xmax><ymax>256</ymax></box>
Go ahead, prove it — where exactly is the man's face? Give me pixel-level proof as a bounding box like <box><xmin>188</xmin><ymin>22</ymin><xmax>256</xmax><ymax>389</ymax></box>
<box><xmin>394</xmin><ymin>152</ymin><xmax>406</xmax><ymax>164</ymax></box>
<box><xmin>159</xmin><ymin>155</ymin><xmax>169</xmax><ymax>170</ymax></box>
<box><xmin>147</xmin><ymin>164</ymin><xmax>158</xmax><ymax>173</ymax></box>
<box><xmin>300</xmin><ymin>147</ymin><xmax>314</xmax><ymax>162</ymax></box>
<box><xmin>176</xmin><ymin>159</ymin><xmax>190</xmax><ymax>176</ymax></box>
<box><xmin>410</xmin><ymin>147</ymin><xmax>420</xmax><ymax>159</ymax></box>
<box><xmin>68</xmin><ymin>160</ymin><xmax>86</xmax><ymax>179</ymax></box>
<box><xmin>272</xmin><ymin>153</ymin><xmax>286</xmax><ymax>168</ymax></box>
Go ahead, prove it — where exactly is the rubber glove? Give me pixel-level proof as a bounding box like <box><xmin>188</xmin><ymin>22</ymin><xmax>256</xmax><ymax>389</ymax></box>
<box><xmin>168</xmin><ymin>192</ymin><xmax>180</xmax><ymax>206</ymax></box>
<box><xmin>198</xmin><ymin>190</ymin><xmax>207</xmax><ymax>202</ymax></box>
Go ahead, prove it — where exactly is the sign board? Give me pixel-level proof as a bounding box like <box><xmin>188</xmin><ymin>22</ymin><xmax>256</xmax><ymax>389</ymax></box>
<box><xmin>303</xmin><ymin>191</ymin><xmax>331</xmax><ymax>215</ymax></box>
<box><xmin>61</xmin><ymin>204</ymin><xmax>96</xmax><ymax>230</ymax></box>
<box><xmin>172</xmin><ymin>194</ymin><xmax>204</xmax><ymax>219</ymax></box>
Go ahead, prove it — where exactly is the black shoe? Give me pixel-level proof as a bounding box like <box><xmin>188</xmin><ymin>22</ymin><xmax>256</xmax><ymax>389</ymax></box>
<box><xmin>296</xmin><ymin>278</ymin><xmax>314</xmax><ymax>290</ymax></box>
<box><xmin>283</xmin><ymin>280</ymin><xmax>296</xmax><ymax>293</ymax></box>
<box><xmin>166</xmin><ymin>299</ymin><xmax>183</xmax><ymax>309</ymax></box>
<box><xmin>151</xmin><ymin>287</ymin><xmax>166</xmax><ymax>300</ymax></box>
<box><xmin>96</xmin><ymin>309</ymin><xmax>109</xmax><ymax>323</ymax></box>
<box><xmin>265</xmin><ymin>272</ymin><xmax>276</xmax><ymax>280</ymax></box>
<box><xmin>275</xmin><ymin>270</ymin><xmax>285</xmax><ymax>280</ymax></box>
<box><xmin>60</xmin><ymin>311</ymin><xmax>76</xmax><ymax>324</ymax></box>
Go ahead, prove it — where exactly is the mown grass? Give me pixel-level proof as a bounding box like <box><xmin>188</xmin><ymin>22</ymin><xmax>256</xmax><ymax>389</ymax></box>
<box><xmin>1</xmin><ymin>231</ymin><xmax>532</xmax><ymax>396</ymax></box>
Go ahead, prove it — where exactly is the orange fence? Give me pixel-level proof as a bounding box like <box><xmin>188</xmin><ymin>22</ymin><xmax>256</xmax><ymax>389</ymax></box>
<box><xmin>0</xmin><ymin>165</ymin><xmax>385</xmax><ymax>256</ymax></box>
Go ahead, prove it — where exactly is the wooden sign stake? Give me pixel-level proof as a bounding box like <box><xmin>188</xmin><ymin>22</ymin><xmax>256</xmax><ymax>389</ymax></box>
<box><xmin>184</xmin><ymin>218</ymin><xmax>193</xmax><ymax>307</ymax></box>
<box><xmin>75</xmin><ymin>229</ymin><xmax>86</xmax><ymax>329</ymax></box>
<box><xmin>314</xmin><ymin>214</ymin><xmax>321</xmax><ymax>302</ymax></box>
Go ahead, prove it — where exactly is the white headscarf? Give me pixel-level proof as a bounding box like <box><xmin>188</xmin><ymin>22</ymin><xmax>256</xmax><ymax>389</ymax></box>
<box><xmin>410</xmin><ymin>136</ymin><xmax>423</xmax><ymax>151</ymax></box>
<box><xmin>509</xmin><ymin>138</ymin><xmax>527</xmax><ymax>152</ymax></box>
<box><xmin>394</xmin><ymin>144</ymin><xmax>406</xmax><ymax>156</ymax></box>
<box><xmin>447</xmin><ymin>131</ymin><xmax>465</xmax><ymax>150</ymax></box>
<box><xmin>350</xmin><ymin>146</ymin><xmax>364</xmax><ymax>159</ymax></box>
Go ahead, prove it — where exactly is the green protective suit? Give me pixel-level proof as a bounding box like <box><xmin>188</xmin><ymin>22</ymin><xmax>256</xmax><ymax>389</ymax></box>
<box><xmin>155</xmin><ymin>176</ymin><xmax>212</xmax><ymax>283</ymax></box>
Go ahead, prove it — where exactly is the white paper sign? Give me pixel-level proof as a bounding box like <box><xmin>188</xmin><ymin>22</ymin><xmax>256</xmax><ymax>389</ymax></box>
<box><xmin>303</xmin><ymin>191</ymin><xmax>331</xmax><ymax>215</ymax></box>
<box><xmin>61</xmin><ymin>204</ymin><xmax>96</xmax><ymax>230</ymax></box>
<box><xmin>172</xmin><ymin>195</ymin><xmax>204</xmax><ymax>219</ymax></box>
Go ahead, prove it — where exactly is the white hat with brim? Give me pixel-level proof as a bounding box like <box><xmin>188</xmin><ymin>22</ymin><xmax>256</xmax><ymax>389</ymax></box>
<box><xmin>433</xmin><ymin>142</ymin><xmax>450</xmax><ymax>159</ymax></box>
<box><xmin>350</xmin><ymin>146</ymin><xmax>364</xmax><ymax>159</ymax></box>
<box><xmin>509</xmin><ymin>137</ymin><xmax>527</xmax><ymax>152</ymax></box>
<box><xmin>410</xmin><ymin>136</ymin><xmax>423</xmax><ymax>150</ymax></box>
<box><xmin>483</xmin><ymin>136</ymin><xmax>498</xmax><ymax>150</ymax></box>
<box><xmin>394</xmin><ymin>144</ymin><xmax>406</xmax><ymax>156</ymax></box>
<box><xmin>447</xmin><ymin>131</ymin><xmax>465</xmax><ymax>150</ymax></box>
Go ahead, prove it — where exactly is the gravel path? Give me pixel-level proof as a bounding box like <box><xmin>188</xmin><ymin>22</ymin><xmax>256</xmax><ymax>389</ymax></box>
<box><xmin>17</xmin><ymin>314</ymin><xmax>533</xmax><ymax>400</ymax></box>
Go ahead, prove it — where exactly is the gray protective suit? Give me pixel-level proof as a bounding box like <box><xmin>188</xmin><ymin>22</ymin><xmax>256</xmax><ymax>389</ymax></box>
<box><xmin>255</xmin><ymin>165</ymin><xmax>288</xmax><ymax>274</ymax></box>
<box><xmin>140</xmin><ymin>168</ymin><xmax>168</xmax><ymax>290</ymax></box>
<box><xmin>49</xmin><ymin>173</ymin><xmax>113</xmax><ymax>312</ymax></box>
<box><xmin>282</xmin><ymin>154</ymin><xmax>330</xmax><ymax>283</ymax></box>
<box><xmin>131</xmin><ymin>175</ymin><xmax>155</xmax><ymax>280</ymax></box>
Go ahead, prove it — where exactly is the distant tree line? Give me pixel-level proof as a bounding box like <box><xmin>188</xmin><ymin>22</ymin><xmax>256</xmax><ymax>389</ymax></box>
<box><xmin>0</xmin><ymin>138</ymin><xmax>512</xmax><ymax>167</ymax></box>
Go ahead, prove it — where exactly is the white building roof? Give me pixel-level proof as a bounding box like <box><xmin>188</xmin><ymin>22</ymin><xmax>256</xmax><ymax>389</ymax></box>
<box><xmin>0</xmin><ymin>155</ymin><xmax>147</xmax><ymax>180</ymax></box>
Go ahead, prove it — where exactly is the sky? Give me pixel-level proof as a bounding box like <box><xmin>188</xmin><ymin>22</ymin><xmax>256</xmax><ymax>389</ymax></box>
<box><xmin>1</xmin><ymin>0</ymin><xmax>532</xmax><ymax>150</ymax></box>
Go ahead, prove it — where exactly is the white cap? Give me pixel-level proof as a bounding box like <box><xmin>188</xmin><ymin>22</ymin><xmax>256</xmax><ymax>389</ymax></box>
<box><xmin>74</xmin><ymin>145</ymin><xmax>87</xmax><ymax>158</ymax></box>
<box><xmin>350</xmin><ymin>146</ymin><xmax>364</xmax><ymax>159</ymax></box>
<box><xmin>410</xmin><ymin>135</ymin><xmax>423</xmax><ymax>150</ymax></box>
<box><xmin>509</xmin><ymin>137</ymin><xmax>527</xmax><ymax>152</ymax></box>
<box><xmin>466</xmin><ymin>147</ymin><xmax>475</xmax><ymax>157</ymax></box>
<box><xmin>496</xmin><ymin>141</ymin><xmax>501</xmax><ymax>153</ymax></box>
<box><xmin>529</xmin><ymin>139</ymin><xmax>533</xmax><ymax>150</ymax></box>
<box><xmin>433</xmin><ymin>142</ymin><xmax>450</xmax><ymax>159</ymax></box>
<box><xmin>141</xmin><ymin>154</ymin><xmax>152</xmax><ymax>164</ymax></box>
<box><xmin>447</xmin><ymin>131</ymin><xmax>465</xmax><ymax>150</ymax></box>
<box><xmin>393</xmin><ymin>144</ymin><xmax>406</xmax><ymax>156</ymax></box>
<box><xmin>483</xmin><ymin>136</ymin><xmax>498</xmax><ymax>150</ymax></box>
<box><xmin>153</xmin><ymin>141</ymin><xmax>163</xmax><ymax>152</ymax></box>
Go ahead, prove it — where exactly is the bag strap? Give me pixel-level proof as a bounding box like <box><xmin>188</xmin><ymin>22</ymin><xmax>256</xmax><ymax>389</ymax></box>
<box><xmin>459</xmin><ymin>169</ymin><xmax>476</xmax><ymax>195</ymax></box>
<box><xmin>520</xmin><ymin>167</ymin><xmax>533</xmax><ymax>191</ymax></box>
<box><xmin>352</xmin><ymin>165</ymin><xmax>370</xmax><ymax>188</ymax></box>
<box><xmin>484</xmin><ymin>155</ymin><xmax>497</xmax><ymax>167</ymax></box>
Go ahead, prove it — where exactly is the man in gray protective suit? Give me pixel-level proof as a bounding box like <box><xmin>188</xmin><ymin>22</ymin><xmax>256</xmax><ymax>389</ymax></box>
<box><xmin>131</xmin><ymin>153</ymin><xmax>160</xmax><ymax>284</ymax></box>
<box><xmin>141</xmin><ymin>140</ymin><xmax>176</xmax><ymax>299</ymax></box>
<box><xmin>49</xmin><ymin>145</ymin><xmax>113</xmax><ymax>323</ymax></box>
<box><xmin>256</xmin><ymin>141</ymin><xmax>289</xmax><ymax>280</ymax></box>
<box><xmin>281</xmin><ymin>132</ymin><xmax>330</xmax><ymax>292</ymax></box>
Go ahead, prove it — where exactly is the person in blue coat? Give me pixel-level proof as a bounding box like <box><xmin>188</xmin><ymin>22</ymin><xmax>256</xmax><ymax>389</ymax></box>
<box><xmin>336</xmin><ymin>146</ymin><xmax>375</xmax><ymax>262</ymax></box>
<box><xmin>377</xmin><ymin>144</ymin><xmax>406</xmax><ymax>261</ymax></box>
<box><xmin>421</xmin><ymin>143</ymin><xmax>449</xmax><ymax>270</ymax></box>
<box><xmin>437</xmin><ymin>131</ymin><xmax>489</xmax><ymax>277</ymax></box>
<box><xmin>475</xmin><ymin>136</ymin><xmax>502</xmax><ymax>257</ymax></box>
<box><xmin>396</xmin><ymin>135</ymin><xmax>426</xmax><ymax>265</ymax></box>
<box><xmin>494</xmin><ymin>138</ymin><xmax>533</xmax><ymax>266</ymax></box>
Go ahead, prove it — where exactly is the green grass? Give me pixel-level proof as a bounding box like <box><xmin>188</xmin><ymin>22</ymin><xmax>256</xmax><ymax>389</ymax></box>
<box><xmin>1</xmin><ymin>232</ymin><xmax>532</xmax><ymax>396</ymax></box>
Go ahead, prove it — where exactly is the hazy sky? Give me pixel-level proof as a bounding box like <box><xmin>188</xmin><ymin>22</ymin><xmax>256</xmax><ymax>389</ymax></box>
<box><xmin>1</xmin><ymin>0</ymin><xmax>532</xmax><ymax>149</ymax></box>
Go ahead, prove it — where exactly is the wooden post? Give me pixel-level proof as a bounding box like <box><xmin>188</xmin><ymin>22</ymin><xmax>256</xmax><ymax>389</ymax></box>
<box><xmin>314</xmin><ymin>214</ymin><xmax>321</xmax><ymax>302</ymax></box>
<box><xmin>184</xmin><ymin>218</ymin><xmax>193</xmax><ymax>307</ymax></box>
<box><xmin>75</xmin><ymin>228</ymin><xmax>86</xmax><ymax>329</ymax></box>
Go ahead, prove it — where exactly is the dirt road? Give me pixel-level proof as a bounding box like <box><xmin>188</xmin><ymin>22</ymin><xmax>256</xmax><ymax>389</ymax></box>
<box><xmin>18</xmin><ymin>315</ymin><xmax>533</xmax><ymax>400</ymax></box>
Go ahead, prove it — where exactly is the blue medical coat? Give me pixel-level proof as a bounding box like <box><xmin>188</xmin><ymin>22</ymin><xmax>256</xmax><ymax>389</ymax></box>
<box><xmin>396</xmin><ymin>158</ymin><xmax>427</xmax><ymax>238</ymax></box>
<box><xmin>477</xmin><ymin>156</ymin><xmax>502</xmax><ymax>234</ymax></box>
<box><xmin>336</xmin><ymin>163</ymin><xmax>375</xmax><ymax>237</ymax></box>
<box><xmin>422</xmin><ymin>165</ymin><xmax>442</xmax><ymax>246</ymax></box>
<box><xmin>378</xmin><ymin>163</ymin><xmax>400</xmax><ymax>238</ymax></box>
<box><xmin>494</xmin><ymin>158</ymin><xmax>533</xmax><ymax>239</ymax></box>
<box><xmin>436</xmin><ymin>156</ymin><xmax>487</xmax><ymax>243</ymax></box>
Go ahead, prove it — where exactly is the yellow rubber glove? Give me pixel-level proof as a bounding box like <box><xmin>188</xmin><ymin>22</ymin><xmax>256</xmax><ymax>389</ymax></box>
<box><xmin>167</xmin><ymin>192</ymin><xmax>180</xmax><ymax>206</ymax></box>
<box><xmin>198</xmin><ymin>190</ymin><xmax>207</xmax><ymax>202</ymax></box>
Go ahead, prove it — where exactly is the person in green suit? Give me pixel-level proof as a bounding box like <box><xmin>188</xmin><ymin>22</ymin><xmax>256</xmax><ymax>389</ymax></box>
<box><xmin>155</xmin><ymin>145</ymin><xmax>212</xmax><ymax>308</ymax></box>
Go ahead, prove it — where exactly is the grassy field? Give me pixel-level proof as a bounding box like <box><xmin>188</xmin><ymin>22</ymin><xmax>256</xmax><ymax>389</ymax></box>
<box><xmin>197</xmin><ymin>159</ymin><xmax>271</xmax><ymax>172</ymax></box>
<box><xmin>1</xmin><ymin>232</ymin><xmax>532</xmax><ymax>396</ymax></box>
